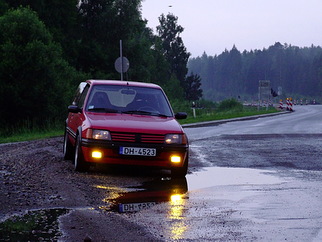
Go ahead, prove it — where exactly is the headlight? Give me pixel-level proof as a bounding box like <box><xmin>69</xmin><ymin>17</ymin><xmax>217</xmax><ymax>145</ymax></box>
<box><xmin>165</xmin><ymin>134</ymin><xmax>187</xmax><ymax>144</ymax></box>
<box><xmin>86</xmin><ymin>129</ymin><xmax>111</xmax><ymax>140</ymax></box>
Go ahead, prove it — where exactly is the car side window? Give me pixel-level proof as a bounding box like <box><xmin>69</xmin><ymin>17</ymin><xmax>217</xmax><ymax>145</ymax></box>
<box><xmin>77</xmin><ymin>85</ymin><xmax>90</xmax><ymax>108</ymax></box>
<box><xmin>72</xmin><ymin>82</ymin><xmax>87</xmax><ymax>105</ymax></box>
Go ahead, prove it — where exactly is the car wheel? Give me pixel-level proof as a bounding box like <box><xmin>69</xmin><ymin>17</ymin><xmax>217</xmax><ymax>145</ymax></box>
<box><xmin>74</xmin><ymin>135</ymin><xmax>88</xmax><ymax>172</ymax></box>
<box><xmin>171</xmin><ymin>159</ymin><xmax>188</xmax><ymax>178</ymax></box>
<box><xmin>63</xmin><ymin>130</ymin><xmax>74</xmax><ymax>160</ymax></box>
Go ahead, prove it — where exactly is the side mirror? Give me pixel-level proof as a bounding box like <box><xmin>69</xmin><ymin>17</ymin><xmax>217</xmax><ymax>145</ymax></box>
<box><xmin>68</xmin><ymin>105</ymin><xmax>82</xmax><ymax>113</ymax></box>
<box><xmin>175</xmin><ymin>112</ymin><xmax>187</xmax><ymax>120</ymax></box>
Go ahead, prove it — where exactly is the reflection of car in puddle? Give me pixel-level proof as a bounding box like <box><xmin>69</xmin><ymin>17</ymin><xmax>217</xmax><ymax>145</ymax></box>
<box><xmin>109</xmin><ymin>178</ymin><xmax>188</xmax><ymax>213</ymax></box>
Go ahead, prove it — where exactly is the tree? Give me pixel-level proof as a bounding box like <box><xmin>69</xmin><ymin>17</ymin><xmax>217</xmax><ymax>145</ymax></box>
<box><xmin>77</xmin><ymin>0</ymin><xmax>157</xmax><ymax>81</ymax></box>
<box><xmin>0</xmin><ymin>0</ymin><xmax>8</xmax><ymax>15</ymax></box>
<box><xmin>184</xmin><ymin>73</ymin><xmax>203</xmax><ymax>101</ymax></box>
<box><xmin>156</xmin><ymin>13</ymin><xmax>190</xmax><ymax>85</ymax></box>
<box><xmin>0</xmin><ymin>7</ymin><xmax>82</xmax><ymax>127</ymax></box>
<box><xmin>4</xmin><ymin>0</ymin><xmax>80</xmax><ymax>65</ymax></box>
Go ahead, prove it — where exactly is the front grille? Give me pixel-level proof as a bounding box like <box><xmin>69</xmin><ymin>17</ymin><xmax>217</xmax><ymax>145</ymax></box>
<box><xmin>111</xmin><ymin>132</ymin><xmax>164</xmax><ymax>144</ymax></box>
<box><xmin>111</xmin><ymin>132</ymin><xmax>136</xmax><ymax>142</ymax></box>
<box><xmin>141</xmin><ymin>134</ymin><xmax>164</xmax><ymax>143</ymax></box>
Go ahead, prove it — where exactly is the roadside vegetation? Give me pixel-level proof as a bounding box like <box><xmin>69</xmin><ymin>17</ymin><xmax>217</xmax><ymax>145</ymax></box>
<box><xmin>173</xmin><ymin>98</ymin><xmax>279</xmax><ymax>124</ymax></box>
<box><xmin>0</xmin><ymin>120</ymin><xmax>63</xmax><ymax>143</ymax></box>
<box><xmin>180</xmin><ymin>105</ymin><xmax>278</xmax><ymax>125</ymax></box>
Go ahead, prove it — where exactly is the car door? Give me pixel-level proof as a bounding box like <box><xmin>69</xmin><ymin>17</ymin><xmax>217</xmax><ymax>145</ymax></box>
<box><xmin>67</xmin><ymin>83</ymin><xmax>90</xmax><ymax>143</ymax></box>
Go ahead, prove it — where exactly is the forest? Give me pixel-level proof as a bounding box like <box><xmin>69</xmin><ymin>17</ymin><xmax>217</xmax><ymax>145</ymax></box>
<box><xmin>0</xmin><ymin>0</ymin><xmax>202</xmax><ymax>133</ymax></box>
<box><xmin>188</xmin><ymin>42</ymin><xmax>322</xmax><ymax>102</ymax></box>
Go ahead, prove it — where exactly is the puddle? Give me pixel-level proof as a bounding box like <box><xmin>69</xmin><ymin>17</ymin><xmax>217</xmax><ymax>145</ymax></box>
<box><xmin>98</xmin><ymin>168</ymin><xmax>285</xmax><ymax>214</ymax></box>
<box><xmin>101</xmin><ymin>178</ymin><xmax>188</xmax><ymax>213</ymax></box>
<box><xmin>0</xmin><ymin>208</ymin><xmax>69</xmax><ymax>241</ymax></box>
<box><xmin>187</xmin><ymin>167</ymin><xmax>285</xmax><ymax>191</ymax></box>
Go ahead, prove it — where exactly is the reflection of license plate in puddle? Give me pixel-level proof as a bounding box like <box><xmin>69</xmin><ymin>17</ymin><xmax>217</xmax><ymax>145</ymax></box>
<box><xmin>118</xmin><ymin>202</ymin><xmax>156</xmax><ymax>213</ymax></box>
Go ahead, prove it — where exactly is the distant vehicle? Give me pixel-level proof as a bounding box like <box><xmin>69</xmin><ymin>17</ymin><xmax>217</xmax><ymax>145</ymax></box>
<box><xmin>63</xmin><ymin>80</ymin><xmax>189</xmax><ymax>177</ymax></box>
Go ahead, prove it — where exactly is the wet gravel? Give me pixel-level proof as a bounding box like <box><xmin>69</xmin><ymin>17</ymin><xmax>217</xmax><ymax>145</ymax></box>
<box><xmin>0</xmin><ymin>137</ymin><xmax>159</xmax><ymax>241</ymax></box>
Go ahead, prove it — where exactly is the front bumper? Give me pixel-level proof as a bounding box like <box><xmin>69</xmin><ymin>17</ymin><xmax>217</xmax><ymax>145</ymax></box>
<box><xmin>80</xmin><ymin>138</ymin><xmax>189</xmax><ymax>168</ymax></box>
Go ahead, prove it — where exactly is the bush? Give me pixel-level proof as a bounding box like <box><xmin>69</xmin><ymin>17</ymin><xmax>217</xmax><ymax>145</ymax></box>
<box><xmin>217</xmin><ymin>98</ymin><xmax>243</xmax><ymax>112</ymax></box>
<box><xmin>170</xmin><ymin>99</ymin><xmax>191</xmax><ymax>114</ymax></box>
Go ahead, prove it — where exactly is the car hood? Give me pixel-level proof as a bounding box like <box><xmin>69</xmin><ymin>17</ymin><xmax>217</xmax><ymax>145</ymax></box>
<box><xmin>86</xmin><ymin>112</ymin><xmax>184</xmax><ymax>134</ymax></box>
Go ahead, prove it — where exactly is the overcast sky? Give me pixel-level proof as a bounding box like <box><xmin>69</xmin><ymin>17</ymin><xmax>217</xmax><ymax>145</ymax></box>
<box><xmin>141</xmin><ymin>0</ymin><xmax>322</xmax><ymax>57</ymax></box>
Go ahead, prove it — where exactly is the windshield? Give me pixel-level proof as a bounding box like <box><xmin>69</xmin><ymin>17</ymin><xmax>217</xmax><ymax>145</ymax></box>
<box><xmin>85</xmin><ymin>85</ymin><xmax>173</xmax><ymax>117</ymax></box>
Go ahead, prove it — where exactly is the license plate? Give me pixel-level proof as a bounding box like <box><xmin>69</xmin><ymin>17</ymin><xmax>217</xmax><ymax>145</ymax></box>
<box><xmin>119</xmin><ymin>202</ymin><xmax>156</xmax><ymax>213</ymax></box>
<box><xmin>120</xmin><ymin>147</ymin><xmax>156</xmax><ymax>156</ymax></box>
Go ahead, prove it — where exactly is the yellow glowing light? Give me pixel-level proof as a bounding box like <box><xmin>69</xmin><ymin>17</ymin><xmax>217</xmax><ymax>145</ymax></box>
<box><xmin>94</xmin><ymin>185</ymin><xmax>110</xmax><ymax>190</ymax></box>
<box><xmin>171</xmin><ymin>194</ymin><xmax>182</xmax><ymax>203</ymax></box>
<box><xmin>169</xmin><ymin>194</ymin><xmax>185</xmax><ymax>219</ymax></box>
<box><xmin>171</xmin><ymin>222</ymin><xmax>187</xmax><ymax>240</ymax></box>
<box><xmin>168</xmin><ymin>193</ymin><xmax>187</xmax><ymax>240</ymax></box>
<box><xmin>170</xmin><ymin>155</ymin><xmax>181</xmax><ymax>163</ymax></box>
<box><xmin>92</xmin><ymin>151</ymin><xmax>102</xmax><ymax>158</ymax></box>
<box><xmin>94</xmin><ymin>185</ymin><xmax>127</xmax><ymax>192</ymax></box>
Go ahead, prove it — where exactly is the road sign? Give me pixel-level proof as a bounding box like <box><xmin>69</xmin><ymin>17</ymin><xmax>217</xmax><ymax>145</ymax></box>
<box><xmin>114</xmin><ymin>57</ymin><xmax>129</xmax><ymax>73</ymax></box>
<box><xmin>259</xmin><ymin>80</ymin><xmax>270</xmax><ymax>88</ymax></box>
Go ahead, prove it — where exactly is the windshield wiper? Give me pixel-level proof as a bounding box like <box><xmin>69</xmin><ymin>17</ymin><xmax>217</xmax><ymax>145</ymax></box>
<box><xmin>88</xmin><ymin>107</ymin><xmax>119</xmax><ymax>113</ymax></box>
<box><xmin>122</xmin><ymin>110</ymin><xmax>151</xmax><ymax>115</ymax></box>
<box><xmin>123</xmin><ymin>110</ymin><xmax>169</xmax><ymax>117</ymax></box>
<box><xmin>153</xmin><ymin>113</ymin><xmax>169</xmax><ymax>118</ymax></box>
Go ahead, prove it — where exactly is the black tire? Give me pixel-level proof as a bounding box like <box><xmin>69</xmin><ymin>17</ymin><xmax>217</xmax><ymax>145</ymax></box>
<box><xmin>63</xmin><ymin>130</ymin><xmax>74</xmax><ymax>160</ymax></box>
<box><xmin>171</xmin><ymin>158</ymin><xmax>188</xmax><ymax>178</ymax></box>
<box><xmin>74</xmin><ymin>135</ymin><xmax>88</xmax><ymax>172</ymax></box>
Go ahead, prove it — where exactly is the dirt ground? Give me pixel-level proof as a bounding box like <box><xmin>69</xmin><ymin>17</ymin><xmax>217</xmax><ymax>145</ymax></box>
<box><xmin>0</xmin><ymin>137</ymin><xmax>158</xmax><ymax>241</ymax></box>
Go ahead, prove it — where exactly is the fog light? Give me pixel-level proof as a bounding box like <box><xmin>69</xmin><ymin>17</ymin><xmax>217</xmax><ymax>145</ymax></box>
<box><xmin>170</xmin><ymin>194</ymin><xmax>182</xmax><ymax>202</ymax></box>
<box><xmin>170</xmin><ymin>155</ymin><xmax>181</xmax><ymax>163</ymax></box>
<box><xmin>92</xmin><ymin>151</ymin><xmax>102</xmax><ymax>159</ymax></box>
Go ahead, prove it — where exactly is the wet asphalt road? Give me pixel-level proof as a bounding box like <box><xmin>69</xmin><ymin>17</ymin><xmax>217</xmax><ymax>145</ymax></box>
<box><xmin>123</xmin><ymin>105</ymin><xmax>322</xmax><ymax>241</ymax></box>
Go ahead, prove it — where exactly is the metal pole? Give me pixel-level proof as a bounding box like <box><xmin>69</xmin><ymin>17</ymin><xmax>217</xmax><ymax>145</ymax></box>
<box><xmin>120</xmin><ymin>40</ymin><xmax>123</xmax><ymax>81</ymax></box>
<box><xmin>258</xmin><ymin>86</ymin><xmax>260</xmax><ymax>111</ymax></box>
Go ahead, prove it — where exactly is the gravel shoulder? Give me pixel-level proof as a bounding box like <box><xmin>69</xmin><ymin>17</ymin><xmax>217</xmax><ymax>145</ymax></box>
<box><xmin>0</xmin><ymin>137</ymin><xmax>158</xmax><ymax>241</ymax></box>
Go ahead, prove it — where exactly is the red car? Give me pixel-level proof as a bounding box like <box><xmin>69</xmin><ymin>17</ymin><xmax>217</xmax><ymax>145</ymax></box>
<box><xmin>63</xmin><ymin>80</ymin><xmax>189</xmax><ymax>177</ymax></box>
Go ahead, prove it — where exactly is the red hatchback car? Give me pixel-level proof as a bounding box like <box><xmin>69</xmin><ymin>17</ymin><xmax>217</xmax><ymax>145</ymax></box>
<box><xmin>63</xmin><ymin>80</ymin><xmax>189</xmax><ymax>177</ymax></box>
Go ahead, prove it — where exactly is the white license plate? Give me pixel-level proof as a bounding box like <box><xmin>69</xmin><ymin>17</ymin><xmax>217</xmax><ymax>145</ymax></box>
<box><xmin>119</xmin><ymin>202</ymin><xmax>156</xmax><ymax>213</ymax></box>
<box><xmin>120</xmin><ymin>147</ymin><xmax>156</xmax><ymax>156</ymax></box>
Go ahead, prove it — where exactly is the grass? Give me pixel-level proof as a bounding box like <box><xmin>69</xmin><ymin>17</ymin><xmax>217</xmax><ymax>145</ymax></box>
<box><xmin>0</xmin><ymin>106</ymin><xmax>280</xmax><ymax>144</ymax></box>
<box><xmin>0</xmin><ymin>129</ymin><xmax>63</xmax><ymax>144</ymax></box>
<box><xmin>179</xmin><ymin>106</ymin><xmax>279</xmax><ymax>124</ymax></box>
<box><xmin>0</xmin><ymin>120</ymin><xmax>64</xmax><ymax>144</ymax></box>
<box><xmin>0</xmin><ymin>209</ymin><xmax>69</xmax><ymax>241</ymax></box>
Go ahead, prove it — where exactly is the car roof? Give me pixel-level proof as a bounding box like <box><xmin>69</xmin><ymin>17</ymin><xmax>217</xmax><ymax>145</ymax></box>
<box><xmin>86</xmin><ymin>80</ymin><xmax>162</xmax><ymax>89</ymax></box>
